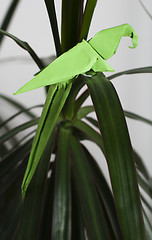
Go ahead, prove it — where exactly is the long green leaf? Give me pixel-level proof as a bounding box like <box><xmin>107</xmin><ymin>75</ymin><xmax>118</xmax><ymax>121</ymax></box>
<box><xmin>21</xmin><ymin>83</ymin><xmax>72</xmax><ymax>197</ymax></box>
<box><xmin>143</xmin><ymin>208</ymin><xmax>152</xmax><ymax>240</ymax></box>
<box><xmin>63</xmin><ymin>75</ymin><xmax>85</xmax><ymax>119</ymax></box>
<box><xmin>73</xmin><ymin>119</ymin><xmax>104</xmax><ymax>151</ymax></box>
<box><xmin>0</xmin><ymin>118</ymin><xmax>38</xmax><ymax>144</ymax></box>
<box><xmin>14</xmin><ymin>134</ymin><xmax>54</xmax><ymax>240</ymax></box>
<box><xmin>70</xmin><ymin>135</ymin><xmax>111</xmax><ymax>240</ymax></box>
<box><xmin>0</xmin><ymin>105</ymin><xmax>42</xmax><ymax>128</ymax></box>
<box><xmin>61</xmin><ymin>0</ymin><xmax>84</xmax><ymax>52</ymax></box>
<box><xmin>108</xmin><ymin>66</ymin><xmax>152</xmax><ymax>80</ymax></box>
<box><xmin>39</xmin><ymin>162</ymin><xmax>56</xmax><ymax>240</ymax></box>
<box><xmin>74</xmin><ymin>88</ymin><xmax>90</xmax><ymax>114</ymax></box>
<box><xmin>0</xmin><ymin>156</ymin><xmax>27</xmax><ymax>197</ymax></box>
<box><xmin>74</xmin><ymin>105</ymin><xmax>94</xmax><ymax>120</ymax></box>
<box><xmin>124</xmin><ymin>110</ymin><xmax>152</xmax><ymax>126</ymax></box>
<box><xmin>82</xmin><ymin>145</ymin><xmax>124</xmax><ymax>240</ymax></box>
<box><xmin>0</xmin><ymin>191</ymin><xmax>22</xmax><ymax>240</ymax></box>
<box><xmin>80</xmin><ymin>0</ymin><xmax>98</xmax><ymax>40</ymax></box>
<box><xmin>0</xmin><ymin>94</ymin><xmax>37</xmax><ymax>118</ymax></box>
<box><xmin>0</xmin><ymin>138</ymin><xmax>32</xmax><ymax>178</ymax></box>
<box><xmin>51</xmin><ymin>127</ymin><xmax>71</xmax><ymax>240</ymax></box>
<box><xmin>0</xmin><ymin>29</ymin><xmax>44</xmax><ymax>69</ymax></box>
<box><xmin>138</xmin><ymin>173</ymin><xmax>152</xmax><ymax>198</ymax></box>
<box><xmin>71</xmin><ymin>173</ymin><xmax>86</xmax><ymax>240</ymax></box>
<box><xmin>84</xmin><ymin>73</ymin><xmax>145</xmax><ymax>240</ymax></box>
<box><xmin>134</xmin><ymin>150</ymin><xmax>150</xmax><ymax>181</ymax></box>
<box><xmin>44</xmin><ymin>0</ymin><xmax>61</xmax><ymax>56</ymax></box>
<box><xmin>0</xmin><ymin>0</ymin><xmax>21</xmax><ymax>46</ymax></box>
<box><xmin>141</xmin><ymin>194</ymin><xmax>152</xmax><ymax>213</ymax></box>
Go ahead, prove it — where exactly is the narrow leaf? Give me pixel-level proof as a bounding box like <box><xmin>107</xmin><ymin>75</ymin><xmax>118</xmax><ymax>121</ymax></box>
<box><xmin>51</xmin><ymin>127</ymin><xmax>71</xmax><ymax>240</ymax></box>
<box><xmin>0</xmin><ymin>29</ymin><xmax>44</xmax><ymax>69</ymax></box>
<box><xmin>138</xmin><ymin>173</ymin><xmax>152</xmax><ymax>198</ymax></box>
<box><xmin>0</xmin><ymin>0</ymin><xmax>21</xmax><ymax>45</ymax></box>
<box><xmin>0</xmin><ymin>118</ymin><xmax>38</xmax><ymax>144</ymax></box>
<box><xmin>141</xmin><ymin>194</ymin><xmax>152</xmax><ymax>213</ymax></box>
<box><xmin>0</xmin><ymin>105</ymin><xmax>42</xmax><ymax>128</ymax></box>
<box><xmin>143</xmin><ymin>208</ymin><xmax>152</xmax><ymax>240</ymax></box>
<box><xmin>0</xmin><ymin>94</ymin><xmax>37</xmax><ymax>118</ymax></box>
<box><xmin>73</xmin><ymin>119</ymin><xmax>104</xmax><ymax>151</ymax></box>
<box><xmin>63</xmin><ymin>75</ymin><xmax>85</xmax><ymax>119</ymax></box>
<box><xmin>44</xmin><ymin>0</ymin><xmax>61</xmax><ymax>56</ymax></box>
<box><xmin>84</xmin><ymin>73</ymin><xmax>145</xmax><ymax>240</ymax></box>
<box><xmin>14</xmin><ymin>134</ymin><xmax>54</xmax><ymax>240</ymax></box>
<box><xmin>0</xmin><ymin>138</ymin><xmax>33</xmax><ymax>178</ymax></box>
<box><xmin>134</xmin><ymin>150</ymin><xmax>150</xmax><ymax>181</ymax></box>
<box><xmin>74</xmin><ymin>88</ymin><xmax>89</xmax><ymax>113</ymax></box>
<box><xmin>108</xmin><ymin>66</ymin><xmax>152</xmax><ymax>80</ymax></box>
<box><xmin>82</xmin><ymin>145</ymin><xmax>124</xmax><ymax>240</ymax></box>
<box><xmin>124</xmin><ymin>110</ymin><xmax>152</xmax><ymax>126</ymax></box>
<box><xmin>71</xmin><ymin>173</ymin><xmax>86</xmax><ymax>240</ymax></box>
<box><xmin>61</xmin><ymin>0</ymin><xmax>84</xmax><ymax>52</ymax></box>
<box><xmin>21</xmin><ymin>83</ymin><xmax>72</xmax><ymax>197</ymax></box>
<box><xmin>0</xmin><ymin>191</ymin><xmax>22</xmax><ymax>240</ymax></box>
<box><xmin>70</xmin><ymin>135</ymin><xmax>111</xmax><ymax>240</ymax></box>
<box><xmin>74</xmin><ymin>106</ymin><xmax>94</xmax><ymax>120</ymax></box>
<box><xmin>80</xmin><ymin>0</ymin><xmax>97</xmax><ymax>40</ymax></box>
<box><xmin>39</xmin><ymin>163</ymin><xmax>56</xmax><ymax>240</ymax></box>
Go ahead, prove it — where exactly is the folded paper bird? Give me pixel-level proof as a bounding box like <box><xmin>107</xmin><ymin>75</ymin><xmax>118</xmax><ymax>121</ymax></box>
<box><xmin>14</xmin><ymin>23</ymin><xmax>138</xmax><ymax>95</ymax></box>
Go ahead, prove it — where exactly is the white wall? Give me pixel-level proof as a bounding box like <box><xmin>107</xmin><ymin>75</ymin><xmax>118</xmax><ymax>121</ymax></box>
<box><xmin>0</xmin><ymin>0</ymin><xmax>152</xmax><ymax>198</ymax></box>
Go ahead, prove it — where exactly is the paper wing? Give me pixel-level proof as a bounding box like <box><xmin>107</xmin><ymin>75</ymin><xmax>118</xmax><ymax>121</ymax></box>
<box><xmin>89</xmin><ymin>23</ymin><xmax>138</xmax><ymax>60</ymax></box>
<box><xmin>14</xmin><ymin>40</ymin><xmax>113</xmax><ymax>95</ymax></box>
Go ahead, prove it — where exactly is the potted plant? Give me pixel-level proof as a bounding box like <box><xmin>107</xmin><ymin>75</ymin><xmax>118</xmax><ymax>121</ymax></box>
<box><xmin>0</xmin><ymin>0</ymin><xmax>151</xmax><ymax>239</ymax></box>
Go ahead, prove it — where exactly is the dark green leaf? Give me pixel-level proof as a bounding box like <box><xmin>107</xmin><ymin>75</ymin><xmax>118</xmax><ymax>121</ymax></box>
<box><xmin>85</xmin><ymin>116</ymin><xmax>99</xmax><ymax>128</ymax></box>
<box><xmin>0</xmin><ymin>29</ymin><xmax>44</xmax><ymax>69</ymax></box>
<box><xmin>141</xmin><ymin>194</ymin><xmax>152</xmax><ymax>213</ymax></box>
<box><xmin>108</xmin><ymin>66</ymin><xmax>152</xmax><ymax>80</ymax></box>
<box><xmin>71</xmin><ymin>173</ymin><xmax>85</xmax><ymax>240</ymax></box>
<box><xmin>84</xmin><ymin>73</ymin><xmax>145</xmax><ymax>240</ymax></box>
<box><xmin>63</xmin><ymin>75</ymin><xmax>85</xmax><ymax>119</ymax></box>
<box><xmin>73</xmin><ymin>119</ymin><xmax>104</xmax><ymax>151</ymax></box>
<box><xmin>51</xmin><ymin>127</ymin><xmax>71</xmax><ymax>240</ymax></box>
<box><xmin>0</xmin><ymin>105</ymin><xmax>42</xmax><ymax>128</ymax></box>
<box><xmin>0</xmin><ymin>94</ymin><xmax>37</xmax><ymax>118</ymax></box>
<box><xmin>0</xmin><ymin>191</ymin><xmax>22</xmax><ymax>240</ymax></box>
<box><xmin>14</xmin><ymin>134</ymin><xmax>54</xmax><ymax>240</ymax></box>
<box><xmin>74</xmin><ymin>88</ymin><xmax>89</xmax><ymax>114</ymax></box>
<box><xmin>0</xmin><ymin>142</ymin><xmax>8</xmax><ymax>159</ymax></box>
<box><xmin>0</xmin><ymin>0</ymin><xmax>21</xmax><ymax>46</ymax></box>
<box><xmin>138</xmin><ymin>173</ymin><xmax>152</xmax><ymax>198</ymax></box>
<box><xmin>61</xmin><ymin>0</ymin><xmax>84</xmax><ymax>52</ymax></box>
<box><xmin>74</xmin><ymin>105</ymin><xmax>94</xmax><ymax>120</ymax></box>
<box><xmin>0</xmin><ymin>156</ymin><xmax>27</xmax><ymax>197</ymax></box>
<box><xmin>0</xmin><ymin>138</ymin><xmax>33</xmax><ymax>178</ymax></box>
<box><xmin>134</xmin><ymin>151</ymin><xmax>150</xmax><ymax>181</ymax></box>
<box><xmin>0</xmin><ymin>118</ymin><xmax>39</xmax><ymax>144</ymax></box>
<box><xmin>80</xmin><ymin>0</ymin><xmax>98</xmax><ymax>40</ymax></box>
<box><xmin>142</xmin><ymin>208</ymin><xmax>152</xmax><ymax>240</ymax></box>
<box><xmin>124</xmin><ymin>110</ymin><xmax>152</xmax><ymax>126</ymax></box>
<box><xmin>39</xmin><ymin>163</ymin><xmax>56</xmax><ymax>240</ymax></box>
<box><xmin>70</xmin><ymin>135</ymin><xmax>111</xmax><ymax>240</ymax></box>
<box><xmin>82</xmin><ymin>145</ymin><xmax>124</xmax><ymax>240</ymax></box>
<box><xmin>44</xmin><ymin>0</ymin><xmax>61</xmax><ymax>56</ymax></box>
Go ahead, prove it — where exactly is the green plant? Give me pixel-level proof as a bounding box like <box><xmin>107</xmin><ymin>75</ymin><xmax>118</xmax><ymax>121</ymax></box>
<box><xmin>0</xmin><ymin>1</ymin><xmax>151</xmax><ymax>240</ymax></box>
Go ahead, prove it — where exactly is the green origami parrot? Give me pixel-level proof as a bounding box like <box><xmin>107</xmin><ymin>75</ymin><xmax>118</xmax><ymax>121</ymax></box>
<box><xmin>18</xmin><ymin>23</ymin><xmax>138</xmax><ymax>198</ymax></box>
<box><xmin>14</xmin><ymin>23</ymin><xmax>138</xmax><ymax>95</ymax></box>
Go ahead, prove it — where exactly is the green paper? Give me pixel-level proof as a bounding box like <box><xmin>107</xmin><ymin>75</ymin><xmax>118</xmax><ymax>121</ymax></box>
<box><xmin>89</xmin><ymin>23</ymin><xmax>138</xmax><ymax>60</ymax></box>
<box><xmin>14</xmin><ymin>23</ymin><xmax>138</xmax><ymax>95</ymax></box>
